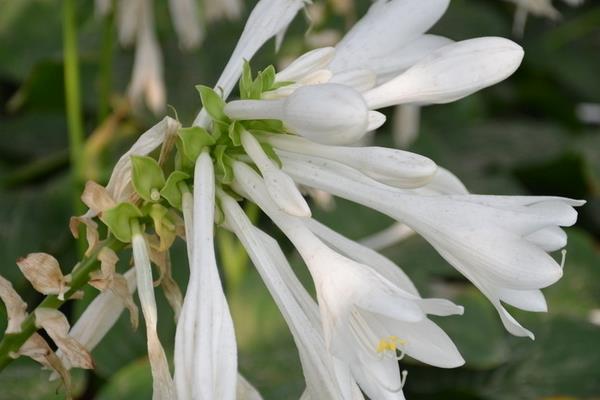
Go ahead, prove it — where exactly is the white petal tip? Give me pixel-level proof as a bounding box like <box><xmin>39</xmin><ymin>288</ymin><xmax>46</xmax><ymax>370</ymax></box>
<box><xmin>367</xmin><ymin>111</ymin><xmax>386</xmax><ymax>131</ymax></box>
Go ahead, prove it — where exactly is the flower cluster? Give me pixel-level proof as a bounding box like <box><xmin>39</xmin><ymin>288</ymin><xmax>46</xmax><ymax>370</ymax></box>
<box><xmin>0</xmin><ymin>1</ymin><xmax>584</xmax><ymax>399</ymax></box>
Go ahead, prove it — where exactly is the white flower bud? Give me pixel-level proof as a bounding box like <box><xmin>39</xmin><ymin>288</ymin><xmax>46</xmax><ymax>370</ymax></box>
<box><xmin>364</xmin><ymin>37</ymin><xmax>524</xmax><ymax>109</ymax></box>
<box><xmin>265</xmin><ymin>134</ymin><xmax>437</xmax><ymax>188</ymax></box>
<box><xmin>225</xmin><ymin>83</ymin><xmax>371</xmax><ymax>145</ymax></box>
<box><xmin>276</xmin><ymin>47</ymin><xmax>336</xmax><ymax>82</ymax></box>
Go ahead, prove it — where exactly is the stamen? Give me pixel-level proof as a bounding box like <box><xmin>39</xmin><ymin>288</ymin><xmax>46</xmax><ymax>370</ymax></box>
<box><xmin>376</xmin><ymin>336</ymin><xmax>407</xmax><ymax>360</ymax></box>
<box><xmin>560</xmin><ymin>249</ymin><xmax>567</xmax><ymax>269</ymax></box>
<box><xmin>400</xmin><ymin>370</ymin><xmax>408</xmax><ymax>388</ymax></box>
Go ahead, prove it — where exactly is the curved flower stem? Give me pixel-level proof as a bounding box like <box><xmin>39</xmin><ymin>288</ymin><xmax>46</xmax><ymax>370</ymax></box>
<box><xmin>0</xmin><ymin>237</ymin><xmax>123</xmax><ymax>372</ymax></box>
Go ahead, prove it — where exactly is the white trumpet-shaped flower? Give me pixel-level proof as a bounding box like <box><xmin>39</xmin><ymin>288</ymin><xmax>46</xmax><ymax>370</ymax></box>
<box><xmin>174</xmin><ymin>150</ymin><xmax>237</xmax><ymax>400</ymax></box>
<box><xmin>220</xmin><ymin>192</ymin><xmax>357</xmax><ymax>400</ymax></box>
<box><xmin>279</xmin><ymin>153</ymin><xmax>583</xmax><ymax>338</ymax></box>
<box><xmin>363</xmin><ymin>37</ymin><xmax>524</xmax><ymax>108</ymax></box>
<box><xmin>128</xmin><ymin>0</ymin><xmax>166</xmax><ymax>114</ymax></box>
<box><xmin>233</xmin><ymin>161</ymin><xmax>464</xmax><ymax>399</ymax></box>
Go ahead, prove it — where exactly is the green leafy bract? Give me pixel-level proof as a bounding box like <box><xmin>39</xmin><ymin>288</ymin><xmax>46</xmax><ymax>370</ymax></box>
<box><xmin>196</xmin><ymin>85</ymin><xmax>228</xmax><ymax>122</ymax></box>
<box><xmin>160</xmin><ymin>171</ymin><xmax>190</xmax><ymax>210</ymax></box>
<box><xmin>178</xmin><ymin>126</ymin><xmax>216</xmax><ymax>164</ymax></box>
<box><xmin>214</xmin><ymin>145</ymin><xmax>235</xmax><ymax>184</ymax></box>
<box><xmin>131</xmin><ymin>156</ymin><xmax>165</xmax><ymax>203</ymax></box>
<box><xmin>100</xmin><ymin>203</ymin><xmax>144</xmax><ymax>243</ymax></box>
<box><xmin>228</xmin><ymin>121</ymin><xmax>244</xmax><ymax>147</ymax></box>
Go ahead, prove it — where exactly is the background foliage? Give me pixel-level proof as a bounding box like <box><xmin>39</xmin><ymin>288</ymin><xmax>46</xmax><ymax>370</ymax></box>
<box><xmin>0</xmin><ymin>0</ymin><xmax>599</xmax><ymax>399</ymax></box>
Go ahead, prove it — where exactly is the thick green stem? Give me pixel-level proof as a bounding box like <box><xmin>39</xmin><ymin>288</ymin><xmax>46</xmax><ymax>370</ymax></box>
<box><xmin>0</xmin><ymin>237</ymin><xmax>123</xmax><ymax>372</ymax></box>
<box><xmin>63</xmin><ymin>0</ymin><xmax>85</xmax><ymax>214</ymax></box>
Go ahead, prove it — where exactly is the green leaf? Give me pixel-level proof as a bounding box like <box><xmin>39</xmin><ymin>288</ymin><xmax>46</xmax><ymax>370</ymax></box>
<box><xmin>178</xmin><ymin>126</ymin><xmax>216</xmax><ymax>163</ymax></box>
<box><xmin>100</xmin><ymin>203</ymin><xmax>144</xmax><ymax>243</ymax></box>
<box><xmin>195</xmin><ymin>85</ymin><xmax>228</xmax><ymax>122</ymax></box>
<box><xmin>131</xmin><ymin>156</ymin><xmax>165</xmax><ymax>203</ymax></box>
<box><xmin>228</xmin><ymin>121</ymin><xmax>244</xmax><ymax>147</ymax></box>
<box><xmin>214</xmin><ymin>145</ymin><xmax>234</xmax><ymax>184</ymax></box>
<box><xmin>160</xmin><ymin>171</ymin><xmax>190</xmax><ymax>210</ymax></box>
<box><xmin>260</xmin><ymin>142</ymin><xmax>282</xmax><ymax>168</ymax></box>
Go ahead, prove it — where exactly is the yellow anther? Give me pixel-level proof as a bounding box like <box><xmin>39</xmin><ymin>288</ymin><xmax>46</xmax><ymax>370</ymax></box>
<box><xmin>376</xmin><ymin>336</ymin><xmax>407</xmax><ymax>354</ymax></box>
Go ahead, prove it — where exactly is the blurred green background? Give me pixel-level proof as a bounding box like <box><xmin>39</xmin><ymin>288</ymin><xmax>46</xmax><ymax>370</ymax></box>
<box><xmin>1</xmin><ymin>0</ymin><xmax>600</xmax><ymax>399</ymax></box>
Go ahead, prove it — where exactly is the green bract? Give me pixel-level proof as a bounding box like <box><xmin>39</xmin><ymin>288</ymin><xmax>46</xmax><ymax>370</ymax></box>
<box><xmin>131</xmin><ymin>155</ymin><xmax>166</xmax><ymax>203</ymax></box>
<box><xmin>196</xmin><ymin>85</ymin><xmax>228</xmax><ymax>123</ymax></box>
<box><xmin>160</xmin><ymin>171</ymin><xmax>190</xmax><ymax>210</ymax></box>
<box><xmin>147</xmin><ymin>203</ymin><xmax>177</xmax><ymax>252</ymax></box>
<box><xmin>100</xmin><ymin>203</ymin><xmax>144</xmax><ymax>243</ymax></box>
<box><xmin>178</xmin><ymin>127</ymin><xmax>216</xmax><ymax>163</ymax></box>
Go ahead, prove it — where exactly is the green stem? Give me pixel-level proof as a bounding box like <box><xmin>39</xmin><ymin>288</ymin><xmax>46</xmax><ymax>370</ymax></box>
<box><xmin>0</xmin><ymin>237</ymin><xmax>123</xmax><ymax>372</ymax></box>
<box><xmin>63</xmin><ymin>0</ymin><xmax>85</xmax><ymax>213</ymax></box>
<box><xmin>63</xmin><ymin>0</ymin><xmax>86</xmax><ymax>257</ymax></box>
<box><xmin>97</xmin><ymin>3</ymin><xmax>115</xmax><ymax>123</ymax></box>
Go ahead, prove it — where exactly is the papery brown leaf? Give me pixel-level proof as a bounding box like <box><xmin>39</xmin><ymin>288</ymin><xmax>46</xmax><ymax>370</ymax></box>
<box><xmin>34</xmin><ymin>308</ymin><xmax>95</xmax><ymax>370</ymax></box>
<box><xmin>0</xmin><ymin>275</ymin><xmax>28</xmax><ymax>334</ymax></box>
<box><xmin>69</xmin><ymin>216</ymin><xmax>100</xmax><ymax>256</ymax></box>
<box><xmin>81</xmin><ymin>181</ymin><xmax>116</xmax><ymax>215</ymax></box>
<box><xmin>17</xmin><ymin>253</ymin><xmax>71</xmax><ymax>300</ymax></box>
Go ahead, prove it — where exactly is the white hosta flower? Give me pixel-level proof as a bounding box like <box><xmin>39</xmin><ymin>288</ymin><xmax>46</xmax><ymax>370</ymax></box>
<box><xmin>226</xmin><ymin>83</ymin><xmax>381</xmax><ymax>145</ymax></box>
<box><xmin>174</xmin><ymin>150</ymin><xmax>237</xmax><ymax>400</ymax></box>
<box><xmin>363</xmin><ymin>37</ymin><xmax>524</xmax><ymax>108</ymax></box>
<box><xmin>220</xmin><ymin>192</ymin><xmax>356</xmax><ymax>400</ymax></box>
<box><xmin>279</xmin><ymin>153</ymin><xmax>583</xmax><ymax>338</ymax></box>
<box><xmin>233</xmin><ymin>161</ymin><xmax>464</xmax><ymax>399</ymax></box>
<box><xmin>329</xmin><ymin>0</ymin><xmax>451</xmax><ymax>79</ymax></box>
<box><xmin>194</xmin><ymin>0</ymin><xmax>308</xmax><ymax>126</ymax></box>
<box><xmin>262</xmin><ymin>133</ymin><xmax>437</xmax><ymax>188</ymax></box>
<box><xmin>131</xmin><ymin>226</ymin><xmax>176</xmax><ymax>400</ymax></box>
<box><xmin>128</xmin><ymin>0</ymin><xmax>166</xmax><ymax>114</ymax></box>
